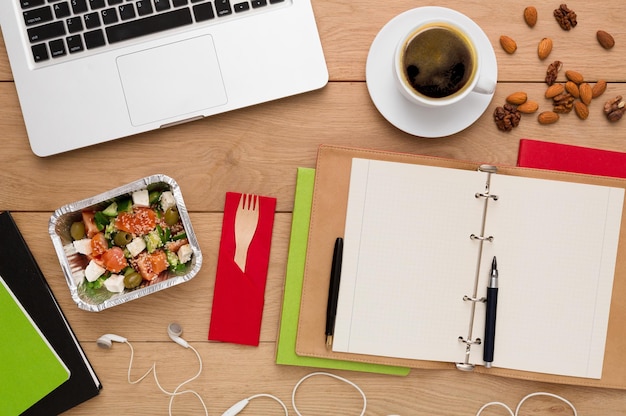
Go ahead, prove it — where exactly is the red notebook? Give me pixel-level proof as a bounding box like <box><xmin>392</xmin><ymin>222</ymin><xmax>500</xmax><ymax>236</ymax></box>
<box><xmin>517</xmin><ymin>138</ymin><xmax>626</xmax><ymax>178</ymax></box>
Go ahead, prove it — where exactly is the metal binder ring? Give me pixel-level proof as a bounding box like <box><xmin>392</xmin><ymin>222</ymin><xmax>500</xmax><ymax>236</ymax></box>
<box><xmin>474</xmin><ymin>192</ymin><xmax>499</xmax><ymax>200</ymax></box>
<box><xmin>458</xmin><ymin>336</ymin><xmax>482</xmax><ymax>345</ymax></box>
<box><xmin>470</xmin><ymin>234</ymin><xmax>494</xmax><ymax>242</ymax></box>
<box><xmin>463</xmin><ymin>295</ymin><xmax>486</xmax><ymax>303</ymax></box>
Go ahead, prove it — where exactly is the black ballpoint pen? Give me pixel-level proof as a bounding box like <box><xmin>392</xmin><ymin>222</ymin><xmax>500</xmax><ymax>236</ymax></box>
<box><xmin>325</xmin><ymin>237</ymin><xmax>343</xmax><ymax>349</ymax></box>
<box><xmin>483</xmin><ymin>256</ymin><xmax>498</xmax><ymax>368</ymax></box>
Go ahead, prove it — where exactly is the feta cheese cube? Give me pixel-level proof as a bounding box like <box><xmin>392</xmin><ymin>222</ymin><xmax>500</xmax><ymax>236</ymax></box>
<box><xmin>104</xmin><ymin>274</ymin><xmax>126</xmax><ymax>293</ymax></box>
<box><xmin>126</xmin><ymin>237</ymin><xmax>146</xmax><ymax>257</ymax></box>
<box><xmin>160</xmin><ymin>191</ymin><xmax>176</xmax><ymax>212</ymax></box>
<box><xmin>132</xmin><ymin>189</ymin><xmax>150</xmax><ymax>207</ymax></box>
<box><xmin>177</xmin><ymin>244</ymin><xmax>193</xmax><ymax>264</ymax></box>
<box><xmin>85</xmin><ymin>260</ymin><xmax>106</xmax><ymax>282</ymax></box>
<box><xmin>73</xmin><ymin>238</ymin><xmax>93</xmax><ymax>255</ymax></box>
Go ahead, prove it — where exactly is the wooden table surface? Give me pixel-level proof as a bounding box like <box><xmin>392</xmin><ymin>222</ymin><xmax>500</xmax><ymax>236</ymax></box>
<box><xmin>2</xmin><ymin>0</ymin><xmax>626</xmax><ymax>414</ymax></box>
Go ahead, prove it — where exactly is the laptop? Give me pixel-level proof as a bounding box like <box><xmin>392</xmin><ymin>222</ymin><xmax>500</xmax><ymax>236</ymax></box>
<box><xmin>0</xmin><ymin>0</ymin><xmax>328</xmax><ymax>156</ymax></box>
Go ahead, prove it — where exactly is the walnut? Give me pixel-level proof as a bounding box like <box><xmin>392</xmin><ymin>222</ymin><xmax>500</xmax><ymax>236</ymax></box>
<box><xmin>604</xmin><ymin>96</ymin><xmax>626</xmax><ymax>122</ymax></box>
<box><xmin>545</xmin><ymin>60</ymin><xmax>563</xmax><ymax>86</ymax></box>
<box><xmin>494</xmin><ymin>104</ymin><xmax>521</xmax><ymax>131</ymax></box>
<box><xmin>554</xmin><ymin>4</ymin><xmax>577</xmax><ymax>30</ymax></box>
<box><xmin>552</xmin><ymin>92</ymin><xmax>574</xmax><ymax>113</ymax></box>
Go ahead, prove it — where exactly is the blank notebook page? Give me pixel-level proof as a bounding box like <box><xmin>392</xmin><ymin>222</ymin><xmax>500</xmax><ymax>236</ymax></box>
<box><xmin>333</xmin><ymin>158</ymin><xmax>623</xmax><ymax>378</ymax></box>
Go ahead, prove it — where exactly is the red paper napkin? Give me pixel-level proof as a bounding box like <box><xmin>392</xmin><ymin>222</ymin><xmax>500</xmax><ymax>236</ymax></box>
<box><xmin>208</xmin><ymin>192</ymin><xmax>277</xmax><ymax>346</ymax></box>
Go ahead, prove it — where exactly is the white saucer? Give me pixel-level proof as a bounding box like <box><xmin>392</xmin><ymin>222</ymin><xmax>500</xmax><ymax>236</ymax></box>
<box><xmin>366</xmin><ymin>7</ymin><xmax>498</xmax><ymax>138</ymax></box>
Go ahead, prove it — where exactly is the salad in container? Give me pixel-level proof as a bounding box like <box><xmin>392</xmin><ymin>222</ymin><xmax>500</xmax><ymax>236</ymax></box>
<box><xmin>49</xmin><ymin>174</ymin><xmax>202</xmax><ymax>311</ymax></box>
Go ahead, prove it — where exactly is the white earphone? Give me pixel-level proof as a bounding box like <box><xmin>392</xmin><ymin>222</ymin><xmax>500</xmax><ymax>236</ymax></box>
<box><xmin>167</xmin><ymin>322</ymin><xmax>189</xmax><ymax>348</ymax></box>
<box><xmin>96</xmin><ymin>333</ymin><xmax>127</xmax><ymax>349</ymax></box>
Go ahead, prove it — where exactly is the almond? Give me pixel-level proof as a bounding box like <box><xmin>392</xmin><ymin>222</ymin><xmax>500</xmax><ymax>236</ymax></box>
<box><xmin>597</xmin><ymin>30</ymin><xmax>615</xmax><ymax>50</ymax></box>
<box><xmin>565</xmin><ymin>81</ymin><xmax>579</xmax><ymax>98</ymax></box>
<box><xmin>545</xmin><ymin>83</ymin><xmax>564</xmax><ymax>98</ymax></box>
<box><xmin>537</xmin><ymin>38</ymin><xmax>553</xmax><ymax>60</ymax></box>
<box><xmin>579</xmin><ymin>83</ymin><xmax>593</xmax><ymax>105</ymax></box>
<box><xmin>538</xmin><ymin>111</ymin><xmax>559</xmax><ymax>124</ymax></box>
<box><xmin>518</xmin><ymin>100</ymin><xmax>539</xmax><ymax>114</ymax></box>
<box><xmin>574</xmin><ymin>102</ymin><xmax>589</xmax><ymax>120</ymax></box>
<box><xmin>565</xmin><ymin>70</ymin><xmax>584</xmax><ymax>84</ymax></box>
<box><xmin>506</xmin><ymin>91</ymin><xmax>527</xmax><ymax>105</ymax></box>
<box><xmin>499</xmin><ymin>35</ymin><xmax>518</xmax><ymax>54</ymax></box>
<box><xmin>592</xmin><ymin>80</ymin><xmax>607</xmax><ymax>98</ymax></box>
<box><xmin>524</xmin><ymin>6</ymin><xmax>538</xmax><ymax>27</ymax></box>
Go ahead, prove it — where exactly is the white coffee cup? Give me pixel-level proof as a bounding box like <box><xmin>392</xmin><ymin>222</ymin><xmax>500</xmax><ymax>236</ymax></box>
<box><xmin>393</xmin><ymin>17</ymin><xmax>496</xmax><ymax>108</ymax></box>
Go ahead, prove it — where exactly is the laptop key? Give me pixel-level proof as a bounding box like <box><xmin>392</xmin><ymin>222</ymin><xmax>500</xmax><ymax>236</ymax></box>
<box><xmin>118</xmin><ymin>3</ymin><xmax>136</xmax><ymax>20</ymax></box>
<box><xmin>214</xmin><ymin>0</ymin><xmax>232</xmax><ymax>17</ymax></box>
<box><xmin>251</xmin><ymin>0</ymin><xmax>267</xmax><ymax>8</ymax></box>
<box><xmin>27</xmin><ymin>21</ymin><xmax>65</xmax><ymax>43</ymax></box>
<box><xmin>233</xmin><ymin>2</ymin><xmax>249</xmax><ymax>12</ymax></box>
<box><xmin>31</xmin><ymin>43</ymin><xmax>49</xmax><ymax>62</ymax></box>
<box><xmin>84</xmin><ymin>29</ymin><xmax>106</xmax><ymax>49</ymax></box>
<box><xmin>66</xmin><ymin>35</ymin><xmax>85</xmax><ymax>53</ymax></box>
<box><xmin>23</xmin><ymin>6</ymin><xmax>53</xmax><ymax>26</ymax></box>
<box><xmin>154</xmin><ymin>0</ymin><xmax>171</xmax><ymax>12</ymax></box>
<box><xmin>21</xmin><ymin>0</ymin><xmax>46</xmax><ymax>9</ymax></box>
<box><xmin>136</xmin><ymin>1</ymin><xmax>153</xmax><ymax>16</ymax></box>
<box><xmin>49</xmin><ymin>38</ymin><xmax>67</xmax><ymax>58</ymax></box>
<box><xmin>71</xmin><ymin>0</ymin><xmax>88</xmax><ymax>14</ymax></box>
<box><xmin>84</xmin><ymin>12</ymin><xmax>101</xmax><ymax>29</ymax></box>
<box><xmin>53</xmin><ymin>2</ymin><xmax>71</xmax><ymax>18</ymax></box>
<box><xmin>101</xmin><ymin>8</ymin><xmax>119</xmax><ymax>24</ymax></box>
<box><xmin>193</xmin><ymin>2</ymin><xmax>214</xmax><ymax>21</ymax></box>
<box><xmin>106</xmin><ymin>8</ymin><xmax>193</xmax><ymax>44</ymax></box>
<box><xmin>66</xmin><ymin>16</ymin><xmax>84</xmax><ymax>33</ymax></box>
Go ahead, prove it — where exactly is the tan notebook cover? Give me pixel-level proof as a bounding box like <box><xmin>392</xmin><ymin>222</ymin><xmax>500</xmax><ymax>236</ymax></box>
<box><xmin>296</xmin><ymin>144</ymin><xmax>626</xmax><ymax>389</ymax></box>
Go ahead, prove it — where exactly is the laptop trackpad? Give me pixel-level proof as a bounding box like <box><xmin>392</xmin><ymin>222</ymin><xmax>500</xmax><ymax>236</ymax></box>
<box><xmin>116</xmin><ymin>35</ymin><xmax>227</xmax><ymax>126</ymax></box>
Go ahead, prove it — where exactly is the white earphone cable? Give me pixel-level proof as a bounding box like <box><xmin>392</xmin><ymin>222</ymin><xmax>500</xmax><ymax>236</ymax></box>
<box><xmin>475</xmin><ymin>391</ymin><xmax>577</xmax><ymax>416</ymax></box>
<box><xmin>291</xmin><ymin>372</ymin><xmax>367</xmax><ymax>416</ymax></box>
<box><xmin>123</xmin><ymin>340</ymin><xmax>208</xmax><ymax>416</ymax></box>
<box><xmin>109</xmin><ymin>337</ymin><xmax>578</xmax><ymax>416</ymax></box>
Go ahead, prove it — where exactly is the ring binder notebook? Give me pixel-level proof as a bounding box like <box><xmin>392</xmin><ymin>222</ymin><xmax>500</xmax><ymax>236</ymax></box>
<box><xmin>296</xmin><ymin>145</ymin><xmax>626</xmax><ymax>389</ymax></box>
<box><xmin>457</xmin><ymin>165</ymin><xmax>498</xmax><ymax>371</ymax></box>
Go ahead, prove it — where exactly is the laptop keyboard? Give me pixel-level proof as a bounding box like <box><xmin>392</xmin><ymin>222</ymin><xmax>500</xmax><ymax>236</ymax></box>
<box><xmin>20</xmin><ymin>0</ymin><xmax>286</xmax><ymax>63</ymax></box>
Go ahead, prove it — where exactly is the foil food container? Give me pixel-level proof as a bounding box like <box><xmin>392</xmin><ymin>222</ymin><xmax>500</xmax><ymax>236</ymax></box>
<box><xmin>49</xmin><ymin>174</ymin><xmax>202</xmax><ymax>312</ymax></box>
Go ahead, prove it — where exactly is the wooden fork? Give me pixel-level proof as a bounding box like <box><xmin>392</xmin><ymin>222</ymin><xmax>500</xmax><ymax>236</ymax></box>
<box><xmin>234</xmin><ymin>194</ymin><xmax>260</xmax><ymax>272</ymax></box>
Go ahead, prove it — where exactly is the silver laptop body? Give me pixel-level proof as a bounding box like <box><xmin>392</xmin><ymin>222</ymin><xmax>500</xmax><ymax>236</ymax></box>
<box><xmin>1</xmin><ymin>0</ymin><xmax>328</xmax><ymax>156</ymax></box>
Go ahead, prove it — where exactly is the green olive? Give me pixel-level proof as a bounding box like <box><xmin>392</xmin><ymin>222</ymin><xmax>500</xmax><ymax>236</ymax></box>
<box><xmin>70</xmin><ymin>221</ymin><xmax>86</xmax><ymax>240</ymax></box>
<box><xmin>113</xmin><ymin>231</ymin><xmax>133</xmax><ymax>247</ymax></box>
<box><xmin>123</xmin><ymin>272</ymin><xmax>142</xmax><ymax>289</ymax></box>
<box><xmin>164</xmin><ymin>207</ymin><xmax>180</xmax><ymax>226</ymax></box>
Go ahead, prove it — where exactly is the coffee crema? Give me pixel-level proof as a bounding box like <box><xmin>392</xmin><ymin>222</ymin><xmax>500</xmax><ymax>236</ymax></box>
<box><xmin>401</xmin><ymin>24</ymin><xmax>476</xmax><ymax>99</ymax></box>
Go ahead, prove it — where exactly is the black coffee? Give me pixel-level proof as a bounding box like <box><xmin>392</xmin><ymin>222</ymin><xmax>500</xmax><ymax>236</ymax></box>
<box><xmin>402</xmin><ymin>25</ymin><xmax>475</xmax><ymax>99</ymax></box>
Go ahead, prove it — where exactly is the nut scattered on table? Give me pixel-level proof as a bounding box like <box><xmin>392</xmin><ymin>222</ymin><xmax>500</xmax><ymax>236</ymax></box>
<box><xmin>597</xmin><ymin>30</ymin><xmax>615</xmax><ymax>50</ymax></box>
<box><xmin>574</xmin><ymin>102</ymin><xmax>590</xmax><ymax>120</ymax></box>
<box><xmin>592</xmin><ymin>80</ymin><xmax>607</xmax><ymax>98</ymax></box>
<box><xmin>518</xmin><ymin>100</ymin><xmax>539</xmax><ymax>114</ymax></box>
<box><xmin>565</xmin><ymin>81</ymin><xmax>579</xmax><ymax>98</ymax></box>
<box><xmin>494</xmin><ymin>104</ymin><xmax>522</xmax><ymax>131</ymax></box>
<box><xmin>545</xmin><ymin>60</ymin><xmax>563</xmax><ymax>85</ymax></box>
<box><xmin>538</xmin><ymin>38</ymin><xmax>553</xmax><ymax>60</ymax></box>
<box><xmin>553</xmin><ymin>92</ymin><xmax>575</xmax><ymax>113</ymax></box>
<box><xmin>579</xmin><ymin>83</ymin><xmax>593</xmax><ymax>105</ymax></box>
<box><xmin>506</xmin><ymin>91</ymin><xmax>527</xmax><ymax>105</ymax></box>
<box><xmin>554</xmin><ymin>4</ymin><xmax>577</xmax><ymax>30</ymax></box>
<box><xmin>565</xmin><ymin>70</ymin><xmax>584</xmax><ymax>84</ymax></box>
<box><xmin>524</xmin><ymin>6</ymin><xmax>538</xmax><ymax>27</ymax></box>
<box><xmin>500</xmin><ymin>35</ymin><xmax>518</xmax><ymax>54</ymax></box>
<box><xmin>604</xmin><ymin>96</ymin><xmax>626</xmax><ymax>122</ymax></box>
<box><xmin>545</xmin><ymin>84</ymin><xmax>564</xmax><ymax>98</ymax></box>
<box><xmin>538</xmin><ymin>111</ymin><xmax>560</xmax><ymax>124</ymax></box>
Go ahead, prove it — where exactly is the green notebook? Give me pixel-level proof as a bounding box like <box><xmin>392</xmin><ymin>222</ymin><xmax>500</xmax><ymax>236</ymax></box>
<box><xmin>275</xmin><ymin>168</ymin><xmax>410</xmax><ymax>375</ymax></box>
<box><xmin>0</xmin><ymin>275</ymin><xmax>70</xmax><ymax>416</ymax></box>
